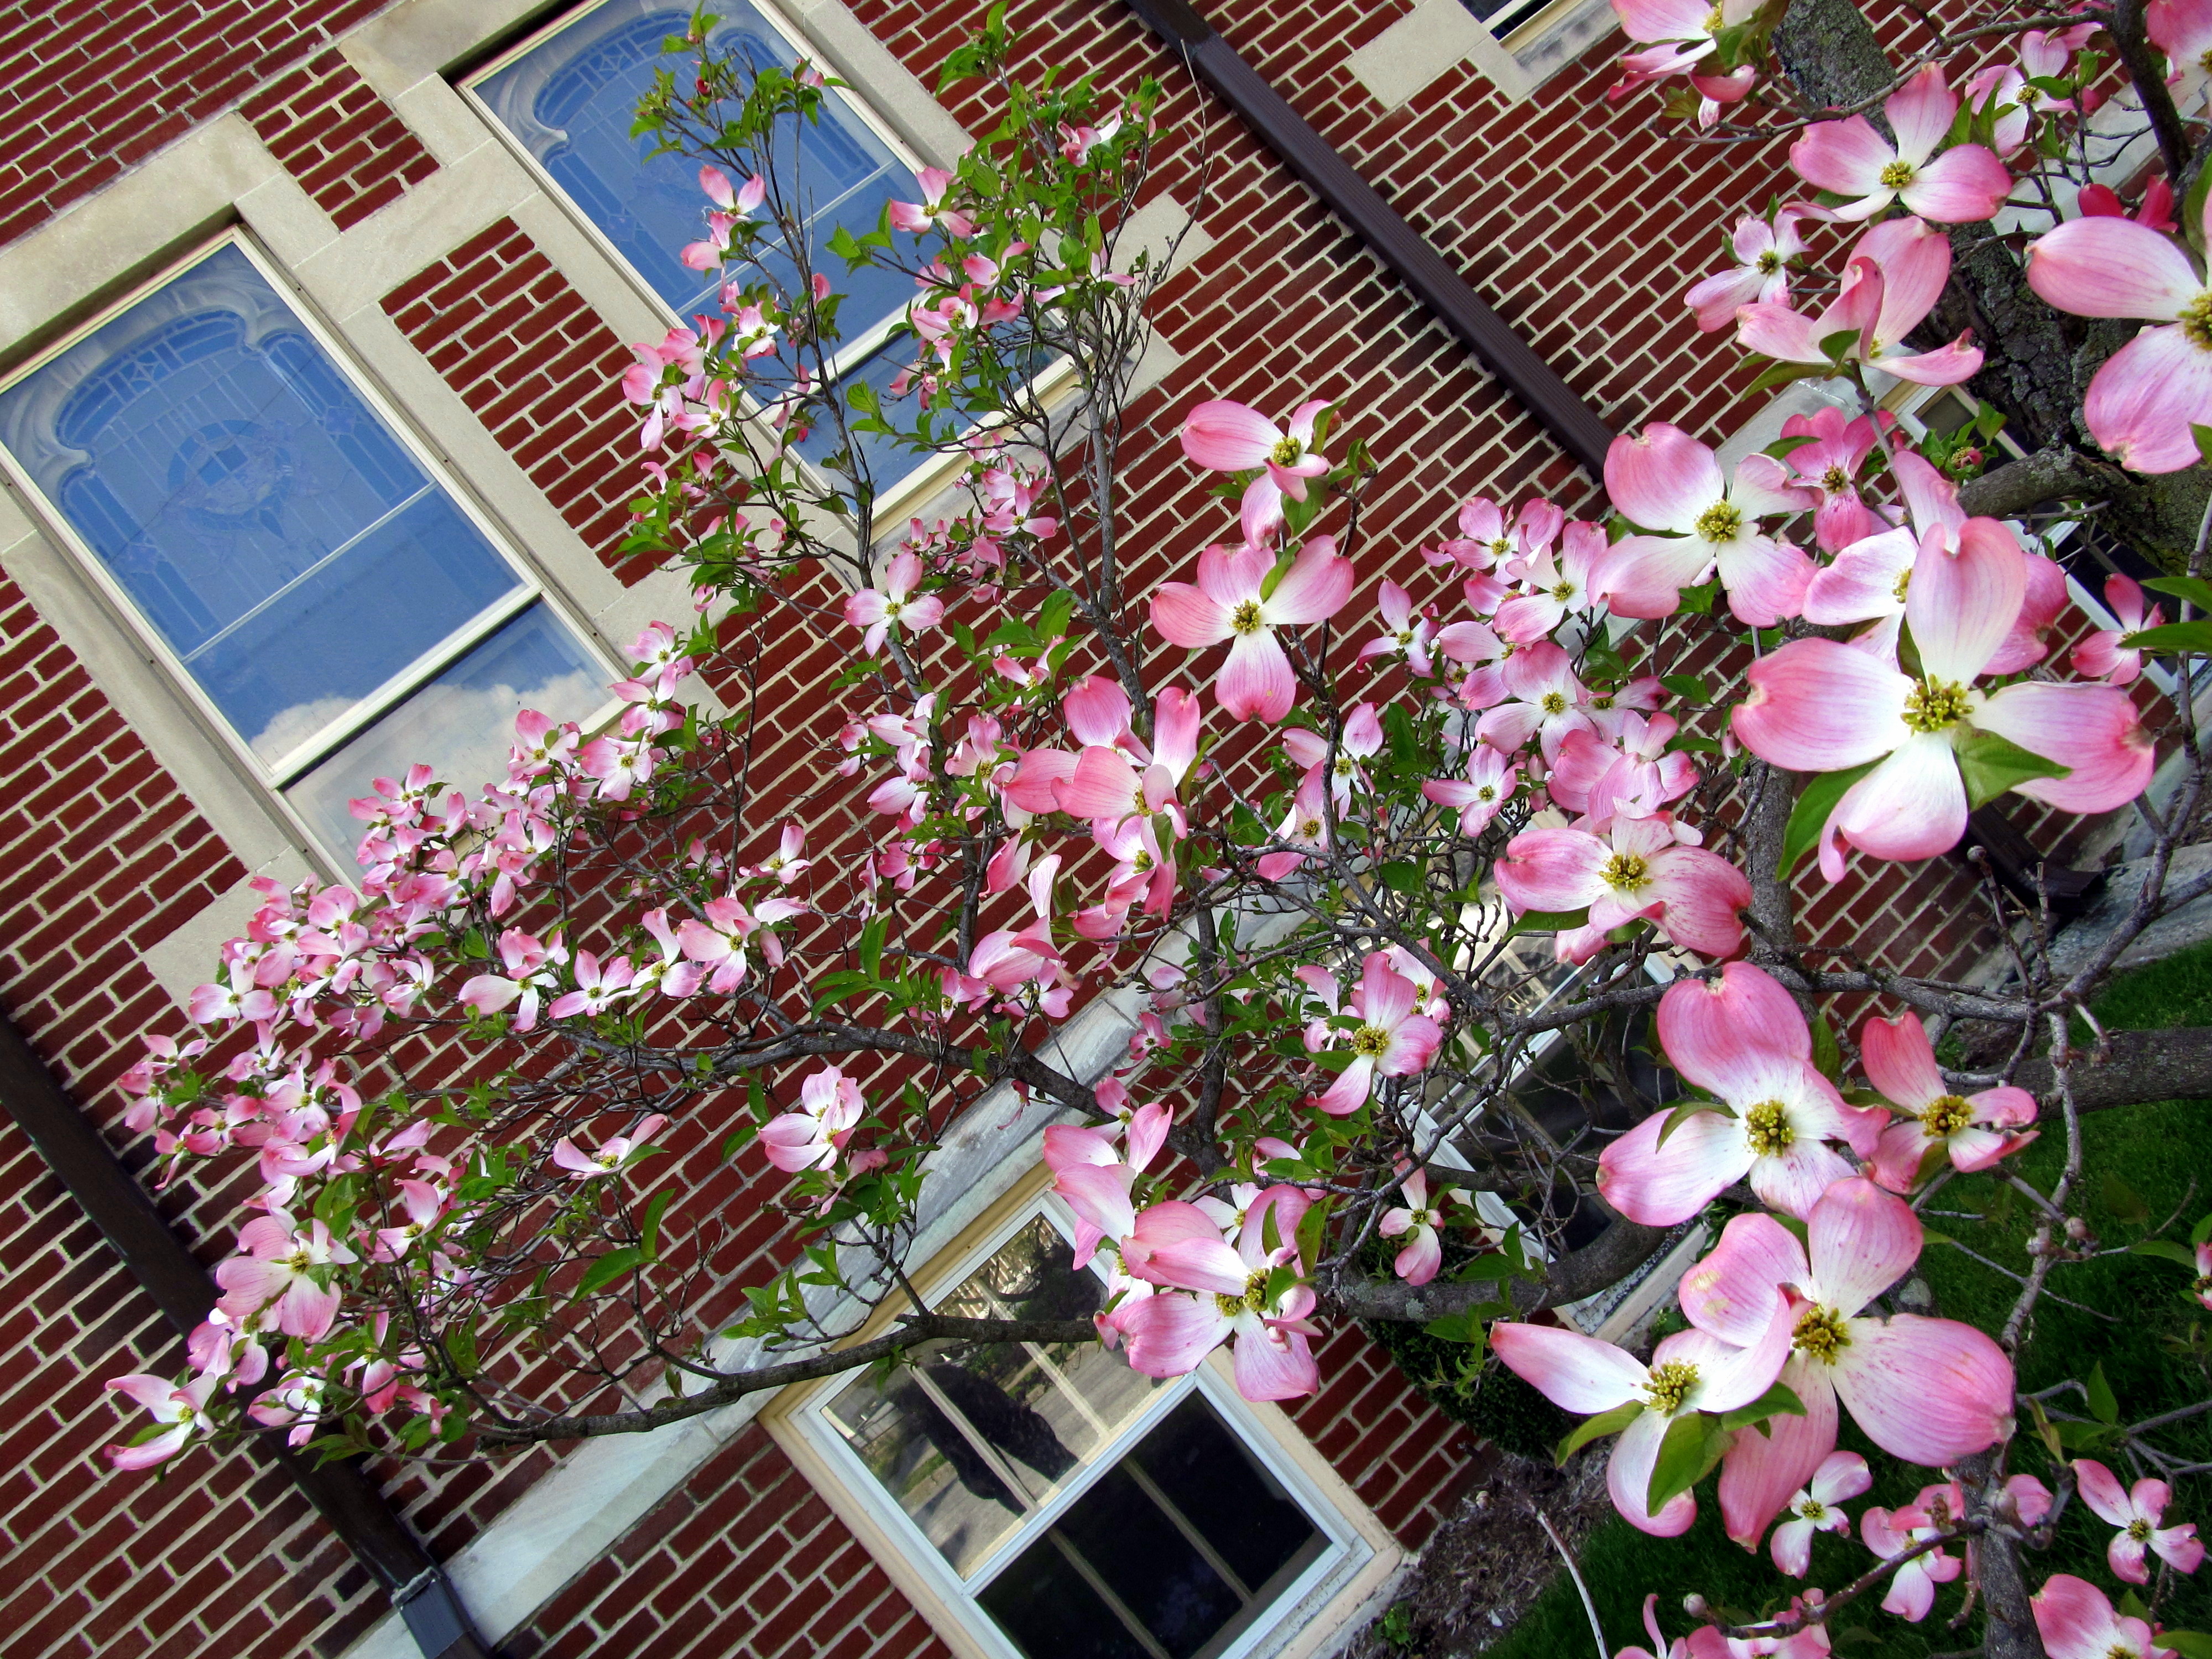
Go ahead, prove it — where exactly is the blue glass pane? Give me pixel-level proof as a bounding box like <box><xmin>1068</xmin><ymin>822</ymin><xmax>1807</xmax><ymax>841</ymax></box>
<box><xmin>0</xmin><ymin>244</ymin><xmax>521</xmax><ymax>763</ymax></box>
<box><xmin>285</xmin><ymin>603</ymin><xmax>608</xmax><ymax>855</ymax></box>
<box><xmin>476</xmin><ymin>0</ymin><xmax>920</xmax><ymax>331</ymax></box>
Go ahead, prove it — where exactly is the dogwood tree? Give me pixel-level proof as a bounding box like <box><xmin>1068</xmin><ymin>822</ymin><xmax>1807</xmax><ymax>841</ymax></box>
<box><xmin>105</xmin><ymin>5</ymin><xmax>2212</xmax><ymax>1655</ymax></box>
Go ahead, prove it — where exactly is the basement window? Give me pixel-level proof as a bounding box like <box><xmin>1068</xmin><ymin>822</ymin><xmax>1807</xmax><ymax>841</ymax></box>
<box><xmin>795</xmin><ymin>1205</ymin><xmax>1371</xmax><ymax>1659</ymax></box>
<box><xmin>467</xmin><ymin>0</ymin><xmax>935</xmax><ymax>492</ymax></box>
<box><xmin>0</xmin><ymin>238</ymin><xmax>612</xmax><ymax>862</ymax></box>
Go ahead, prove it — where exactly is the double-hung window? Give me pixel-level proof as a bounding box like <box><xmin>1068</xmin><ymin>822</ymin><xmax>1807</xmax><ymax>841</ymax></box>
<box><xmin>796</xmin><ymin>1207</ymin><xmax>1365</xmax><ymax>1659</ymax></box>
<box><xmin>0</xmin><ymin>239</ymin><xmax>611</xmax><ymax>859</ymax></box>
<box><xmin>468</xmin><ymin>0</ymin><xmax>932</xmax><ymax>487</ymax></box>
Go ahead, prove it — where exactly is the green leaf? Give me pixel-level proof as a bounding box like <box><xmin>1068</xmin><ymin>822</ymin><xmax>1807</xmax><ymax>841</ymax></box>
<box><xmin>1645</xmin><ymin>1411</ymin><xmax>1727</xmax><ymax>1516</ymax></box>
<box><xmin>1295</xmin><ymin>1197</ymin><xmax>1333</xmax><ymax>1275</ymax></box>
<box><xmin>1717</xmin><ymin>1381</ymin><xmax>1806</xmax><ymax>1434</ymax></box>
<box><xmin>1509</xmin><ymin>907</ymin><xmax>1591</xmax><ymax>936</ymax></box>
<box><xmin>1780</xmin><ymin>763</ymin><xmax>1876</xmax><ymax>877</ymax></box>
<box><xmin>1421</xmin><ymin>1310</ymin><xmax>1489</xmax><ymax>1346</ymax></box>
<box><xmin>1676</xmin><ymin>580</ymin><xmax>1719</xmax><ymax>614</ymax></box>
<box><xmin>1659</xmin><ymin>674</ymin><xmax>1710</xmax><ymax>705</ymax></box>
<box><xmin>577</xmin><ymin>1245</ymin><xmax>645</xmax><ymax>1297</ymax></box>
<box><xmin>721</xmin><ymin>1122</ymin><xmax>758</xmax><ymax>1161</ymax></box>
<box><xmin>639</xmin><ymin>1191</ymin><xmax>672</xmax><ymax>1263</ymax></box>
<box><xmin>2157</xmin><ymin>1630</ymin><xmax>2212</xmax><ymax>1659</ymax></box>
<box><xmin>1817</xmin><ymin>328</ymin><xmax>1864</xmax><ymax>366</ymax></box>
<box><xmin>2121</xmin><ymin>619</ymin><xmax>2212</xmax><ymax>655</ymax></box>
<box><xmin>2120</xmin><ymin>1588</ymin><xmax>2152</xmax><ymax>1623</ymax></box>
<box><xmin>2101</xmin><ymin>1172</ymin><xmax>2152</xmax><ymax>1225</ymax></box>
<box><xmin>443</xmin><ymin>1322</ymin><xmax>478</xmax><ymax>1379</ymax></box>
<box><xmin>1744</xmin><ymin>359</ymin><xmax>1834</xmax><ymax>394</ymax></box>
<box><xmin>1953</xmin><ymin>728</ymin><xmax>2070</xmax><ymax>811</ymax></box>
<box><xmin>1037</xmin><ymin>588</ymin><xmax>1077</xmax><ymax>641</ymax></box>
<box><xmin>2145</xmin><ymin>576</ymin><xmax>2212</xmax><ymax>614</ymax></box>
<box><xmin>2193</xmin><ymin>1211</ymin><xmax>2212</xmax><ymax>1246</ymax></box>
<box><xmin>2086</xmin><ymin>1361</ymin><xmax>2120</xmax><ymax>1425</ymax></box>
<box><xmin>1554</xmin><ymin>1399</ymin><xmax>1645</xmax><ymax>1467</ymax></box>
<box><xmin>1811</xmin><ymin>1010</ymin><xmax>1843</xmax><ymax>1084</ymax></box>
<box><xmin>858</xmin><ymin>915</ymin><xmax>885</xmax><ymax>980</ymax></box>
<box><xmin>1378</xmin><ymin>860</ymin><xmax>1421</xmax><ymax>895</ymax></box>
<box><xmin>1657</xmin><ymin>1098</ymin><xmax>1733</xmax><ymax>1148</ymax></box>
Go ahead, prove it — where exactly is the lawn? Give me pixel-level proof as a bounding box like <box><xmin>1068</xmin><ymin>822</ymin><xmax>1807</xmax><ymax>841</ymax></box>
<box><xmin>1475</xmin><ymin>940</ymin><xmax>2212</xmax><ymax>1658</ymax></box>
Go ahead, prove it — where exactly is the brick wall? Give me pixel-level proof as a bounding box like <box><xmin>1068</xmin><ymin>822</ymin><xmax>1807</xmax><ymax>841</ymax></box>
<box><xmin>0</xmin><ymin>0</ymin><xmax>2110</xmax><ymax>1652</ymax></box>
<box><xmin>0</xmin><ymin>0</ymin><xmax>415</xmax><ymax>248</ymax></box>
<box><xmin>242</xmin><ymin>46</ymin><xmax>439</xmax><ymax>230</ymax></box>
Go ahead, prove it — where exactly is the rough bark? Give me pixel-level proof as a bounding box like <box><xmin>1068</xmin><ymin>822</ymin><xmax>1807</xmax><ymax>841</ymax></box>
<box><xmin>1325</xmin><ymin>1212</ymin><xmax>1671</xmax><ymax>1323</ymax></box>
<box><xmin>1958</xmin><ymin>1449</ymin><xmax>2046</xmax><ymax>1659</ymax></box>
<box><xmin>2009</xmin><ymin>1024</ymin><xmax>2212</xmax><ymax>1112</ymax></box>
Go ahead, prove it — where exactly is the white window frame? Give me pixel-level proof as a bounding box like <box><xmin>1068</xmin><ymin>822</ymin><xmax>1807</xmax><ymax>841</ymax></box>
<box><xmin>460</xmin><ymin>0</ymin><xmax>954</xmax><ymax>508</ymax></box>
<box><xmin>0</xmin><ymin>229</ymin><xmax>620</xmax><ymax>868</ymax></box>
<box><xmin>788</xmin><ymin>1193</ymin><xmax>1374</xmax><ymax>1659</ymax></box>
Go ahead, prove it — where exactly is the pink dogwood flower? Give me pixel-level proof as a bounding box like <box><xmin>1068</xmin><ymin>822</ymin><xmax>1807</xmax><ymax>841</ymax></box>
<box><xmin>1378</xmin><ymin>1169</ymin><xmax>1447</xmax><ymax>1285</ymax></box>
<box><xmin>1735</xmin><ymin>518</ymin><xmax>2155</xmax><ymax>876</ymax></box>
<box><xmin>1861</xmin><ymin>1493</ymin><xmax>1964</xmax><ymax>1620</ymax></box>
<box><xmin>760</xmin><ymin>1068</ymin><xmax>864</xmax><ymax>1173</ymax></box>
<box><xmin>888</xmin><ymin>166</ymin><xmax>973</xmax><ymax>237</ymax></box>
<box><xmin>2026</xmin><ymin>187</ymin><xmax>2212</xmax><ymax>472</ymax></box>
<box><xmin>1495</xmin><ymin>811</ymin><xmax>1752</xmax><ymax>967</ymax></box>
<box><xmin>1423</xmin><ymin>743</ymin><xmax>1521</xmax><ymax>836</ymax></box>
<box><xmin>844</xmin><ymin>549</ymin><xmax>946</xmax><ymax>654</ymax></box>
<box><xmin>1489</xmin><ymin>1302</ymin><xmax>1792</xmax><ymax>1536</ymax></box>
<box><xmin>1494</xmin><ymin>519</ymin><xmax>1610</xmax><ymax>642</ymax></box>
<box><xmin>2074</xmin><ymin>574</ymin><xmax>2163</xmax><ymax>684</ymax></box>
<box><xmin>1771</xmin><ymin>1451</ymin><xmax>1872</xmax><ymax>1577</ymax></box>
<box><xmin>2075</xmin><ymin>1459</ymin><xmax>2205</xmax><ymax>1582</ymax></box>
<box><xmin>1150</xmin><ymin>538</ymin><xmax>1354</xmax><ymax>722</ymax></box>
<box><xmin>1307</xmin><ymin>951</ymin><xmax>1446</xmax><ymax>1115</ymax></box>
<box><xmin>105</xmin><ymin>1373</ymin><xmax>221</xmax><ymax>1469</ymax></box>
<box><xmin>1355</xmin><ymin>579</ymin><xmax>1437</xmax><ymax>675</ymax></box>
<box><xmin>1180</xmin><ymin>398</ymin><xmax>1332</xmax><ymax>544</ymax></box>
<box><xmin>2032</xmin><ymin>1574</ymin><xmax>2177</xmax><ymax>1659</ymax></box>
<box><xmin>1475</xmin><ymin>640</ymin><xmax>1599</xmax><ymax>761</ymax></box>
<box><xmin>2151</xmin><ymin>0</ymin><xmax>2212</xmax><ymax>112</ymax></box>
<box><xmin>1676</xmin><ymin>1178</ymin><xmax>2016</xmax><ymax>1548</ymax></box>
<box><xmin>551</xmin><ymin>1114</ymin><xmax>669</xmax><ymax>1179</ymax></box>
<box><xmin>1686</xmin><ymin>211</ymin><xmax>1806</xmax><ymax>331</ymax></box>
<box><xmin>1738</xmin><ymin>217</ymin><xmax>1985</xmax><ymax>387</ymax></box>
<box><xmin>214</xmin><ymin>1213</ymin><xmax>357</xmax><ymax>1341</ymax></box>
<box><xmin>1860</xmin><ymin>1011</ymin><xmax>2037</xmax><ymax>1191</ymax></box>
<box><xmin>1118</xmin><ymin>1198</ymin><xmax>1321</xmax><ymax>1400</ymax></box>
<box><xmin>1789</xmin><ymin>67</ymin><xmax>2013</xmax><ymax>222</ymax></box>
<box><xmin>1599</xmin><ymin>963</ymin><xmax>1882</xmax><ymax>1225</ymax></box>
<box><xmin>1597</xmin><ymin>424</ymin><xmax>1816</xmax><ymax>625</ymax></box>
<box><xmin>1781</xmin><ymin>406</ymin><xmax>1887</xmax><ymax>551</ymax></box>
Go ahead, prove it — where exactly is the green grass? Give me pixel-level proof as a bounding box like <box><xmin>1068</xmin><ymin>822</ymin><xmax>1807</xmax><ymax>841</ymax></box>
<box><xmin>1481</xmin><ymin>941</ymin><xmax>2212</xmax><ymax>1658</ymax></box>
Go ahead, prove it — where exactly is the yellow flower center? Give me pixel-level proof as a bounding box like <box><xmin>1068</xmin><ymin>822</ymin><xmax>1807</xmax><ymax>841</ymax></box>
<box><xmin>1476</xmin><ymin>784</ymin><xmax>1496</xmax><ymax>802</ymax></box>
<box><xmin>1541</xmin><ymin>691</ymin><xmax>1568</xmax><ymax>715</ymax></box>
<box><xmin>2128</xmin><ymin>1519</ymin><xmax>2154</xmax><ymax>1542</ymax></box>
<box><xmin>1744</xmin><ymin>1099</ymin><xmax>1795</xmax><ymax>1155</ymax></box>
<box><xmin>1271</xmin><ymin>435</ymin><xmax>1306</xmax><ymax>466</ymax></box>
<box><xmin>1822</xmin><ymin>465</ymin><xmax>1848</xmax><ymax>492</ymax></box>
<box><xmin>2182</xmin><ymin>290</ymin><xmax>2212</xmax><ymax>351</ymax></box>
<box><xmin>1919</xmin><ymin>1093</ymin><xmax>1974</xmax><ymax>1136</ymax></box>
<box><xmin>1695</xmin><ymin>500</ymin><xmax>1743</xmax><ymax>544</ymax></box>
<box><xmin>1879</xmin><ymin>159</ymin><xmax>1916</xmax><ymax>189</ymax></box>
<box><xmin>1230</xmin><ymin>599</ymin><xmax>1266</xmax><ymax>635</ymax></box>
<box><xmin>1902</xmin><ymin>678</ymin><xmax>1973</xmax><ymax>733</ymax></box>
<box><xmin>1893</xmin><ymin>568</ymin><xmax>1912</xmax><ymax>603</ymax></box>
<box><xmin>1646</xmin><ymin>1359</ymin><xmax>1700</xmax><ymax>1414</ymax></box>
<box><xmin>1551</xmin><ymin>579</ymin><xmax>1577</xmax><ymax>601</ymax></box>
<box><xmin>1351</xmin><ymin>1024</ymin><xmax>1391</xmax><ymax>1057</ymax></box>
<box><xmin>1131</xmin><ymin>851</ymin><xmax>1154</xmax><ymax>873</ymax></box>
<box><xmin>1601</xmin><ymin>851</ymin><xmax>1651</xmax><ymax>892</ymax></box>
<box><xmin>1793</xmin><ymin>1303</ymin><xmax>1851</xmax><ymax>1364</ymax></box>
<box><xmin>1799</xmin><ymin>1497</ymin><xmax>1828</xmax><ymax>1521</ymax></box>
<box><xmin>1757</xmin><ymin>250</ymin><xmax>1782</xmax><ymax>274</ymax></box>
<box><xmin>1300</xmin><ymin>817</ymin><xmax>1323</xmax><ymax>839</ymax></box>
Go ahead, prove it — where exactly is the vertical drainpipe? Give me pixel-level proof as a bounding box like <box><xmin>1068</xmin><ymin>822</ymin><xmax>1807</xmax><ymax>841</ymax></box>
<box><xmin>0</xmin><ymin>1010</ymin><xmax>489</xmax><ymax>1659</ymax></box>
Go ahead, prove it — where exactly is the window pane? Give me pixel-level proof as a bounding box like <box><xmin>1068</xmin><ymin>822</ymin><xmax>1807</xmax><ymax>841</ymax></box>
<box><xmin>822</xmin><ymin>1214</ymin><xmax>1162</xmax><ymax>1577</ymax></box>
<box><xmin>0</xmin><ymin>245</ymin><xmax>522</xmax><ymax>762</ymax></box>
<box><xmin>476</xmin><ymin>0</ymin><xmax>921</xmax><ymax>331</ymax></box>
<box><xmin>284</xmin><ymin>602</ymin><xmax>606</xmax><ymax>853</ymax></box>
<box><xmin>977</xmin><ymin>1396</ymin><xmax>1326</xmax><ymax>1659</ymax></box>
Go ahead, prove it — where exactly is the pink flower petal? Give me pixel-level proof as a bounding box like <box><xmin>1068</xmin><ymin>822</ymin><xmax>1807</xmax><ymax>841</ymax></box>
<box><xmin>1232</xmin><ymin>1324</ymin><xmax>1319</xmax><ymax>1401</ymax></box>
<box><xmin>1910</xmin><ymin>516</ymin><xmax>2025</xmax><ymax>685</ymax></box>
<box><xmin>2073</xmin><ymin>1458</ymin><xmax>2132</xmax><ymax>1527</ymax></box>
<box><xmin>1215</xmin><ymin>632</ymin><xmax>1297</xmax><ymax>723</ymax></box>
<box><xmin>1121</xmin><ymin>1292</ymin><xmax>1232</xmax><ymax>1377</ymax></box>
<box><xmin>1877</xmin><ymin>338</ymin><xmax>1985</xmax><ymax>385</ymax></box>
<box><xmin>1181</xmin><ymin>399</ymin><xmax>1281</xmax><ymax>470</ymax></box>
<box><xmin>1645</xmin><ymin>846</ymin><xmax>1751</xmax><ymax>959</ymax></box>
<box><xmin>1605</xmin><ymin>424</ymin><xmax>1721</xmax><ymax>534</ymax></box>
<box><xmin>1610</xmin><ymin>1407</ymin><xmax>1699</xmax><ymax>1535</ymax></box>
<box><xmin>2032</xmin><ymin>1573</ymin><xmax>2137</xmax><ymax>1659</ymax></box>
<box><xmin>1734</xmin><ymin>638</ymin><xmax>1909</xmax><ymax>771</ymax></box>
<box><xmin>1899</xmin><ymin>143</ymin><xmax>2011</xmax><ymax>223</ymax></box>
<box><xmin>1679</xmin><ymin>1212</ymin><xmax>1811</xmax><ymax>1347</ymax></box>
<box><xmin>1659</xmin><ymin>962</ymin><xmax>1809</xmax><ymax>1088</ymax></box>
<box><xmin>1489</xmin><ymin>1319</ymin><xmax>1648</xmax><ymax>1413</ymax></box>
<box><xmin>1860</xmin><ymin>1013</ymin><xmax>1942</xmax><ymax>1108</ymax></box>
<box><xmin>1151</xmin><ymin>581</ymin><xmax>1231</xmax><ymax>648</ymax></box>
<box><xmin>1973</xmin><ymin>681</ymin><xmax>2154</xmax><ymax>813</ymax></box>
<box><xmin>1266</xmin><ymin>537</ymin><xmax>1356</xmax><ymax>624</ymax></box>
<box><xmin>2026</xmin><ymin>217</ymin><xmax>2202</xmax><ymax>321</ymax></box>
<box><xmin>1495</xmin><ymin>825</ymin><xmax>1607</xmax><ymax>912</ymax></box>
<box><xmin>1885</xmin><ymin>66</ymin><xmax>1956</xmax><ymax>162</ymax></box>
<box><xmin>1808</xmin><ymin>1176</ymin><xmax>1923</xmax><ymax>1318</ymax></box>
<box><xmin>1594</xmin><ymin>534</ymin><xmax>1715</xmax><ymax>618</ymax></box>
<box><xmin>1720</xmin><ymin>1358</ymin><xmax>1839</xmax><ymax>1549</ymax></box>
<box><xmin>1749</xmin><ymin>1134</ymin><xmax>1858</xmax><ymax>1221</ymax></box>
<box><xmin>1715</xmin><ymin>534</ymin><xmax>1814</xmax><ymax>626</ymax></box>
<box><xmin>1828</xmin><ymin>732</ymin><xmax>1968</xmax><ymax>864</ymax></box>
<box><xmin>1803</xmin><ymin>526</ymin><xmax>1915</xmax><ymax>624</ymax></box>
<box><xmin>1597</xmin><ymin>1106</ymin><xmax>1755</xmax><ymax>1227</ymax></box>
<box><xmin>1790</xmin><ymin>116</ymin><xmax>1896</xmax><ymax>198</ymax></box>
<box><xmin>1832</xmin><ymin>1312</ymin><xmax>2013</xmax><ymax>1464</ymax></box>
<box><xmin>2083</xmin><ymin>323</ymin><xmax>2212</xmax><ymax>473</ymax></box>
<box><xmin>1735</xmin><ymin>300</ymin><xmax>1826</xmax><ymax>366</ymax></box>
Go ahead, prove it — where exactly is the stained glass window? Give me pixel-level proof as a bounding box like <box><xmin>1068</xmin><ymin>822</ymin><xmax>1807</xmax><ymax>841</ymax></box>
<box><xmin>0</xmin><ymin>243</ymin><xmax>608</xmax><ymax>856</ymax></box>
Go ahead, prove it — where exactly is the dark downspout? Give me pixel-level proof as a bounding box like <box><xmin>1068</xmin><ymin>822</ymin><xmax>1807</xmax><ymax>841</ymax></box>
<box><xmin>0</xmin><ymin>1010</ymin><xmax>490</xmax><ymax>1659</ymax></box>
<box><xmin>1116</xmin><ymin>0</ymin><xmax>1618</xmax><ymax>478</ymax></box>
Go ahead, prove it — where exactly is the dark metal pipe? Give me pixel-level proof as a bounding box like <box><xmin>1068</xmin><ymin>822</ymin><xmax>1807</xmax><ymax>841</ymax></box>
<box><xmin>1118</xmin><ymin>0</ymin><xmax>1618</xmax><ymax>477</ymax></box>
<box><xmin>0</xmin><ymin>1009</ymin><xmax>489</xmax><ymax>1659</ymax></box>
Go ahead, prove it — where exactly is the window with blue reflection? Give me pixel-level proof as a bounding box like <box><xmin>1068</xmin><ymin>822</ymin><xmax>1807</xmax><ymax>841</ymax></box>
<box><xmin>0</xmin><ymin>244</ymin><xmax>608</xmax><ymax>855</ymax></box>
<box><xmin>475</xmin><ymin>0</ymin><xmax>931</xmax><ymax>483</ymax></box>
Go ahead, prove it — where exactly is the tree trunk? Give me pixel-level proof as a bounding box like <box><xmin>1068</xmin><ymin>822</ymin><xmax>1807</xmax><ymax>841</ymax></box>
<box><xmin>1958</xmin><ymin>1449</ymin><xmax>2048</xmax><ymax>1659</ymax></box>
